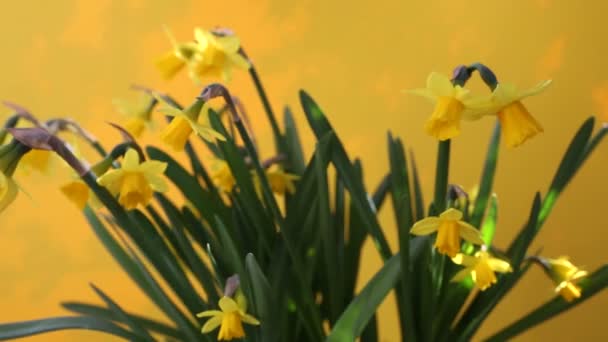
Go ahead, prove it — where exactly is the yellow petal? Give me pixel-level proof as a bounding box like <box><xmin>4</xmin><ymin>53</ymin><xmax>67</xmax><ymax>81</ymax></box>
<box><xmin>139</xmin><ymin>160</ymin><xmax>167</xmax><ymax>175</ymax></box>
<box><xmin>157</xmin><ymin>103</ymin><xmax>184</xmax><ymax>118</ymax></box>
<box><xmin>190</xmin><ymin>121</ymin><xmax>226</xmax><ymax>142</ymax></box>
<box><xmin>97</xmin><ymin>169</ymin><xmax>124</xmax><ymax>194</ymax></box>
<box><xmin>521</xmin><ymin>79</ymin><xmax>552</xmax><ymax>98</ymax></box>
<box><xmin>439</xmin><ymin>208</ymin><xmax>462</xmax><ymax>221</ymax></box>
<box><xmin>0</xmin><ymin>174</ymin><xmax>18</xmax><ymax>213</ymax></box>
<box><xmin>451</xmin><ymin>253</ymin><xmax>477</xmax><ymax>267</ymax></box>
<box><xmin>427</xmin><ymin>72</ymin><xmax>455</xmax><ymax>97</ymax></box>
<box><xmin>458</xmin><ymin>222</ymin><xmax>484</xmax><ymax>245</ymax></box>
<box><xmin>410</xmin><ymin>217</ymin><xmax>440</xmax><ymax>235</ymax></box>
<box><xmin>122</xmin><ymin>149</ymin><xmax>140</xmax><ymax>171</ymax></box>
<box><xmin>60</xmin><ymin>181</ymin><xmax>89</xmax><ymax>210</ymax></box>
<box><xmin>216</xmin><ymin>35</ymin><xmax>241</xmax><ymax>53</ymax></box>
<box><xmin>240</xmin><ymin>313</ymin><xmax>260</xmax><ymax>326</ymax></box>
<box><xmin>487</xmin><ymin>257</ymin><xmax>513</xmax><ymax>274</ymax></box>
<box><xmin>228</xmin><ymin>52</ymin><xmax>251</xmax><ymax>70</ymax></box>
<box><xmin>145</xmin><ymin>174</ymin><xmax>168</xmax><ymax>193</ymax></box>
<box><xmin>201</xmin><ymin>315</ymin><xmax>223</xmax><ymax>333</ymax></box>
<box><xmin>451</xmin><ymin>267</ymin><xmax>473</xmax><ymax>282</ymax></box>
<box><xmin>218</xmin><ymin>297</ymin><xmax>239</xmax><ymax>313</ymax></box>
<box><xmin>197</xmin><ymin>310</ymin><xmax>223</xmax><ymax>318</ymax></box>
<box><xmin>406</xmin><ymin>88</ymin><xmax>436</xmax><ymax>101</ymax></box>
<box><xmin>155</xmin><ymin>51</ymin><xmax>185</xmax><ymax>80</ymax></box>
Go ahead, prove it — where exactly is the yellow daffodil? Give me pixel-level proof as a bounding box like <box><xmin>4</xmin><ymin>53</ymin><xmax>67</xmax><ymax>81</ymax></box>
<box><xmin>156</xmin><ymin>27</ymin><xmax>204</xmax><ymax>80</ymax></box>
<box><xmin>261</xmin><ymin>166</ymin><xmax>299</xmax><ymax>195</ymax></box>
<box><xmin>60</xmin><ymin>180</ymin><xmax>102</xmax><ymax>210</ymax></box>
<box><xmin>97</xmin><ymin>149</ymin><xmax>168</xmax><ymax>210</ymax></box>
<box><xmin>0</xmin><ymin>170</ymin><xmax>18</xmax><ymax>213</ymax></box>
<box><xmin>542</xmin><ymin>256</ymin><xmax>588</xmax><ymax>302</ymax></box>
<box><xmin>19</xmin><ymin>149</ymin><xmax>53</xmax><ymax>174</ymax></box>
<box><xmin>408</xmin><ymin>72</ymin><xmax>494</xmax><ymax>140</ymax></box>
<box><xmin>488</xmin><ymin>80</ymin><xmax>551</xmax><ymax>147</ymax></box>
<box><xmin>158</xmin><ymin>98</ymin><xmax>225</xmax><ymax>152</ymax></box>
<box><xmin>410</xmin><ymin>208</ymin><xmax>484</xmax><ymax>257</ymax></box>
<box><xmin>189</xmin><ymin>28</ymin><xmax>251</xmax><ymax>82</ymax></box>
<box><xmin>197</xmin><ymin>295</ymin><xmax>260</xmax><ymax>341</ymax></box>
<box><xmin>451</xmin><ymin>250</ymin><xmax>513</xmax><ymax>290</ymax></box>
<box><xmin>210</xmin><ymin>159</ymin><xmax>236</xmax><ymax>193</ymax></box>
<box><xmin>113</xmin><ymin>94</ymin><xmax>157</xmax><ymax>138</ymax></box>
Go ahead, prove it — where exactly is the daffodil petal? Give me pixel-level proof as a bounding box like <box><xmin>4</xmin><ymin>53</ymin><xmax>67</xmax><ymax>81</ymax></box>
<box><xmin>241</xmin><ymin>314</ymin><xmax>260</xmax><ymax>325</ymax></box>
<box><xmin>451</xmin><ymin>267</ymin><xmax>472</xmax><ymax>282</ymax></box>
<box><xmin>217</xmin><ymin>36</ymin><xmax>241</xmax><ymax>53</ymax></box>
<box><xmin>122</xmin><ymin>149</ymin><xmax>140</xmax><ymax>170</ymax></box>
<box><xmin>410</xmin><ymin>217</ymin><xmax>440</xmax><ymax>235</ymax></box>
<box><xmin>0</xmin><ymin>176</ymin><xmax>18</xmax><ymax>213</ymax></box>
<box><xmin>458</xmin><ymin>222</ymin><xmax>484</xmax><ymax>245</ymax></box>
<box><xmin>487</xmin><ymin>258</ymin><xmax>513</xmax><ymax>273</ymax></box>
<box><xmin>427</xmin><ymin>72</ymin><xmax>454</xmax><ymax>97</ymax></box>
<box><xmin>197</xmin><ymin>310</ymin><xmax>223</xmax><ymax>318</ymax></box>
<box><xmin>521</xmin><ymin>79</ymin><xmax>552</xmax><ymax>98</ymax></box>
<box><xmin>218</xmin><ymin>296</ymin><xmax>239</xmax><ymax>313</ymax></box>
<box><xmin>158</xmin><ymin>104</ymin><xmax>184</xmax><ymax>118</ymax></box>
<box><xmin>452</xmin><ymin>253</ymin><xmax>477</xmax><ymax>267</ymax></box>
<box><xmin>145</xmin><ymin>174</ymin><xmax>168</xmax><ymax>193</ymax></box>
<box><xmin>229</xmin><ymin>53</ymin><xmax>251</xmax><ymax>70</ymax></box>
<box><xmin>190</xmin><ymin>121</ymin><xmax>226</xmax><ymax>142</ymax></box>
<box><xmin>139</xmin><ymin>160</ymin><xmax>167</xmax><ymax>175</ymax></box>
<box><xmin>97</xmin><ymin>169</ymin><xmax>124</xmax><ymax>194</ymax></box>
<box><xmin>406</xmin><ymin>88</ymin><xmax>436</xmax><ymax>101</ymax></box>
<box><xmin>201</xmin><ymin>315</ymin><xmax>223</xmax><ymax>333</ymax></box>
<box><xmin>439</xmin><ymin>208</ymin><xmax>462</xmax><ymax>221</ymax></box>
<box><xmin>571</xmin><ymin>270</ymin><xmax>588</xmax><ymax>281</ymax></box>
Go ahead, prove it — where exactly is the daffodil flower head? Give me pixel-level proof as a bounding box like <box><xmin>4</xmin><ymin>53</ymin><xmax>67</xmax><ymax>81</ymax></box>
<box><xmin>210</xmin><ymin>159</ymin><xmax>235</xmax><ymax>193</ymax></box>
<box><xmin>408</xmin><ymin>72</ymin><xmax>494</xmax><ymax>140</ymax></box>
<box><xmin>264</xmin><ymin>166</ymin><xmax>299</xmax><ymax>195</ymax></box>
<box><xmin>451</xmin><ymin>250</ymin><xmax>513</xmax><ymax>290</ymax></box>
<box><xmin>189</xmin><ymin>28</ymin><xmax>251</xmax><ymax>83</ymax></box>
<box><xmin>97</xmin><ymin>149</ymin><xmax>168</xmax><ymax>210</ymax></box>
<box><xmin>197</xmin><ymin>294</ymin><xmax>260</xmax><ymax>341</ymax></box>
<box><xmin>60</xmin><ymin>180</ymin><xmax>102</xmax><ymax>210</ymax></box>
<box><xmin>19</xmin><ymin>149</ymin><xmax>53</xmax><ymax>174</ymax></box>
<box><xmin>541</xmin><ymin>256</ymin><xmax>588</xmax><ymax>302</ymax></box>
<box><xmin>490</xmin><ymin>80</ymin><xmax>551</xmax><ymax>147</ymax></box>
<box><xmin>114</xmin><ymin>94</ymin><xmax>157</xmax><ymax>138</ymax></box>
<box><xmin>410</xmin><ymin>208</ymin><xmax>484</xmax><ymax>257</ymax></box>
<box><xmin>158</xmin><ymin>97</ymin><xmax>225</xmax><ymax>152</ymax></box>
<box><xmin>156</xmin><ymin>26</ymin><xmax>203</xmax><ymax>80</ymax></box>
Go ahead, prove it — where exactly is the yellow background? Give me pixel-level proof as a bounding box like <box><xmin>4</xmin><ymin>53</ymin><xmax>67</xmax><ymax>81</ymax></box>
<box><xmin>1</xmin><ymin>0</ymin><xmax>607</xmax><ymax>341</ymax></box>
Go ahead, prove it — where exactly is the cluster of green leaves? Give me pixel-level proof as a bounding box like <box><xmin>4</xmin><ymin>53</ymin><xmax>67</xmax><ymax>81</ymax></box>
<box><xmin>1</xmin><ymin>85</ymin><xmax>607</xmax><ymax>342</ymax></box>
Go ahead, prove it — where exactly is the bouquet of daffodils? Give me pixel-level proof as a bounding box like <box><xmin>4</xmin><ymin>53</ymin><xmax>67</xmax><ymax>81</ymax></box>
<box><xmin>0</xmin><ymin>27</ymin><xmax>606</xmax><ymax>342</ymax></box>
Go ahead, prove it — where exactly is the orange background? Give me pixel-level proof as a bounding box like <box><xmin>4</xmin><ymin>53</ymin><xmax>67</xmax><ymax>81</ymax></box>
<box><xmin>1</xmin><ymin>1</ymin><xmax>607</xmax><ymax>341</ymax></box>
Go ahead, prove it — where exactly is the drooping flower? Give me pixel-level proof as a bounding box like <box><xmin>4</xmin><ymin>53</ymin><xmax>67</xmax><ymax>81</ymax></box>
<box><xmin>210</xmin><ymin>159</ymin><xmax>236</xmax><ymax>193</ymax></box>
<box><xmin>158</xmin><ymin>98</ymin><xmax>225</xmax><ymax>152</ymax></box>
<box><xmin>97</xmin><ymin>149</ymin><xmax>168</xmax><ymax>210</ymax></box>
<box><xmin>410</xmin><ymin>208</ymin><xmax>484</xmax><ymax>257</ymax></box>
<box><xmin>254</xmin><ymin>166</ymin><xmax>299</xmax><ymax>195</ymax></box>
<box><xmin>197</xmin><ymin>295</ymin><xmax>260</xmax><ymax>341</ymax></box>
<box><xmin>408</xmin><ymin>72</ymin><xmax>494</xmax><ymax>140</ymax></box>
<box><xmin>19</xmin><ymin>149</ymin><xmax>53</xmax><ymax>174</ymax></box>
<box><xmin>540</xmin><ymin>256</ymin><xmax>588</xmax><ymax>302</ymax></box>
<box><xmin>189</xmin><ymin>28</ymin><xmax>251</xmax><ymax>82</ymax></box>
<box><xmin>113</xmin><ymin>94</ymin><xmax>157</xmax><ymax>138</ymax></box>
<box><xmin>487</xmin><ymin>80</ymin><xmax>551</xmax><ymax>147</ymax></box>
<box><xmin>155</xmin><ymin>27</ymin><xmax>204</xmax><ymax>80</ymax></box>
<box><xmin>451</xmin><ymin>250</ymin><xmax>513</xmax><ymax>290</ymax></box>
<box><xmin>0</xmin><ymin>140</ymin><xmax>30</xmax><ymax>213</ymax></box>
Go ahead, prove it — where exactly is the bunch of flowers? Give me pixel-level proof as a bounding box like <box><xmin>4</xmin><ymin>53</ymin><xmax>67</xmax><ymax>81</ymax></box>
<box><xmin>0</xmin><ymin>27</ymin><xmax>606</xmax><ymax>342</ymax></box>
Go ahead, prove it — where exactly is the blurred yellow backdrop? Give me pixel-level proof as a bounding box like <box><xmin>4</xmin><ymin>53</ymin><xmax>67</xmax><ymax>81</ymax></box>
<box><xmin>0</xmin><ymin>0</ymin><xmax>607</xmax><ymax>341</ymax></box>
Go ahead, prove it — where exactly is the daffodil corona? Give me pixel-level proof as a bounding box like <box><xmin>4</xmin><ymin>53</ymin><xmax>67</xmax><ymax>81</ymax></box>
<box><xmin>97</xmin><ymin>149</ymin><xmax>168</xmax><ymax>210</ymax></box>
<box><xmin>451</xmin><ymin>250</ymin><xmax>513</xmax><ymax>290</ymax></box>
<box><xmin>410</xmin><ymin>208</ymin><xmax>484</xmax><ymax>257</ymax></box>
<box><xmin>409</xmin><ymin>72</ymin><xmax>494</xmax><ymax>140</ymax></box>
<box><xmin>260</xmin><ymin>166</ymin><xmax>299</xmax><ymax>195</ymax></box>
<box><xmin>114</xmin><ymin>94</ymin><xmax>157</xmax><ymax>138</ymax></box>
<box><xmin>210</xmin><ymin>159</ymin><xmax>236</xmax><ymax>193</ymax></box>
<box><xmin>488</xmin><ymin>80</ymin><xmax>551</xmax><ymax>147</ymax></box>
<box><xmin>197</xmin><ymin>295</ymin><xmax>260</xmax><ymax>341</ymax></box>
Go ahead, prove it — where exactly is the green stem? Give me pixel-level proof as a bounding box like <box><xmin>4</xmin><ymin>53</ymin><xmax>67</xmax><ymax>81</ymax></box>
<box><xmin>432</xmin><ymin>140</ymin><xmax>451</xmax><ymax>214</ymax></box>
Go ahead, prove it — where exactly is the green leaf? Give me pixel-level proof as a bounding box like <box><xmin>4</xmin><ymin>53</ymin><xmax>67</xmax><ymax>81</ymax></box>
<box><xmin>409</xmin><ymin>151</ymin><xmax>425</xmax><ymax>222</ymax></box>
<box><xmin>300</xmin><ymin>90</ymin><xmax>391</xmax><ymax>260</ymax></box>
<box><xmin>62</xmin><ymin>302</ymin><xmax>182</xmax><ymax>339</ymax></box>
<box><xmin>284</xmin><ymin>106</ymin><xmax>306</xmax><ymax>174</ymax></box>
<box><xmin>245</xmin><ymin>253</ymin><xmax>274</xmax><ymax>341</ymax></box>
<box><xmin>470</xmin><ymin>122</ymin><xmax>501</xmax><ymax>228</ymax></box>
<box><xmin>480</xmin><ymin>195</ymin><xmax>498</xmax><ymax>247</ymax></box>
<box><xmin>507</xmin><ymin>193</ymin><xmax>542</xmax><ymax>267</ymax></box>
<box><xmin>388</xmin><ymin>133</ymin><xmax>416</xmax><ymax>342</ymax></box>
<box><xmin>485</xmin><ymin>265</ymin><xmax>608</xmax><ymax>341</ymax></box>
<box><xmin>0</xmin><ymin>316</ymin><xmax>138</xmax><ymax>341</ymax></box>
<box><xmin>326</xmin><ymin>254</ymin><xmax>401</xmax><ymax>342</ymax></box>
<box><xmin>90</xmin><ymin>283</ymin><xmax>155</xmax><ymax>341</ymax></box>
